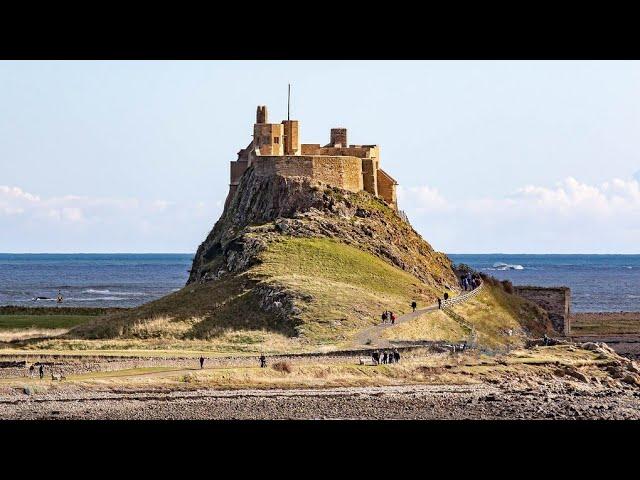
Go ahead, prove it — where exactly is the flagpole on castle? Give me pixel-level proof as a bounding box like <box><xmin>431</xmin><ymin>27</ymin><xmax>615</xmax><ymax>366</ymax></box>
<box><xmin>287</xmin><ymin>83</ymin><xmax>291</xmax><ymax>121</ymax></box>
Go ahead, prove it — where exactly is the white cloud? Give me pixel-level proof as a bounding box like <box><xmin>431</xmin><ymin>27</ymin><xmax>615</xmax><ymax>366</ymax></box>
<box><xmin>401</xmin><ymin>175</ymin><xmax>640</xmax><ymax>253</ymax></box>
<box><xmin>396</xmin><ymin>185</ymin><xmax>450</xmax><ymax>213</ymax></box>
<box><xmin>0</xmin><ymin>185</ymin><xmax>224</xmax><ymax>252</ymax></box>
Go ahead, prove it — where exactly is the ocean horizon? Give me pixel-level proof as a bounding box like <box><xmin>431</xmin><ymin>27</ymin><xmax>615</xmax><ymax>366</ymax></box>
<box><xmin>1</xmin><ymin>253</ymin><xmax>639</xmax><ymax>312</ymax></box>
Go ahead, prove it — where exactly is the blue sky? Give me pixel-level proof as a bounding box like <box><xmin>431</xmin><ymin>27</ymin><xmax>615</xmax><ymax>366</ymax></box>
<box><xmin>1</xmin><ymin>61</ymin><xmax>639</xmax><ymax>253</ymax></box>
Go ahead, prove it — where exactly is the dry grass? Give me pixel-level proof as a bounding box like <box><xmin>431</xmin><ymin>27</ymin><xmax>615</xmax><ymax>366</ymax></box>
<box><xmin>0</xmin><ymin>328</ymin><xmax>69</xmax><ymax>342</ymax></box>
<box><xmin>127</xmin><ymin>315</ymin><xmax>198</xmax><ymax>339</ymax></box>
<box><xmin>5</xmin><ymin>328</ymin><xmax>312</xmax><ymax>356</ymax></box>
<box><xmin>382</xmin><ymin>310</ymin><xmax>467</xmax><ymax>342</ymax></box>
<box><xmin>272</xmin><ymin>361</ymin><xmax>292</xmax><ymax>373</ymax></box>
<box><xmin>0</xmin><ymin>345</ymin><xmax>618</xmax><ymax>392</ymax></box>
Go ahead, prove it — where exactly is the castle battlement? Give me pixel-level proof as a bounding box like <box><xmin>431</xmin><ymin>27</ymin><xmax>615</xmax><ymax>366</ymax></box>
<box><xmin>228</xmin><ymin>105</ymin><xmax>398</xmax><ymax>209</ymax></box>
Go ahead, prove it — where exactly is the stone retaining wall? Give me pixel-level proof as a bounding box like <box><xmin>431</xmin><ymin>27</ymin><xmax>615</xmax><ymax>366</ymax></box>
<box><xmin>514</xmin><ymin>286</ymin><xmax>571</xmax><ymax>335</ymax></box>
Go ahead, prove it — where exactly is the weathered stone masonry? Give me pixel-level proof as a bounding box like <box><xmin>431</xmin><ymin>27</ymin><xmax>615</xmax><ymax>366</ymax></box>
<box><xmin>514</xmin><ymin>286</ymin><xmax>571</xmax><ymax>336</ymax></box>
<box><xmin>227</xmin><ymin>105</ymin><xmax>398</xmax><ymax>209</ymax></box>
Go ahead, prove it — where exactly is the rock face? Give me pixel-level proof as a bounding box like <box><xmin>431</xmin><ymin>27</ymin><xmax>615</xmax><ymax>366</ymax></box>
<box><xmin>188</xmin><ymin>165</ymin><xmax>458</xmax><ymax>291</ymax></box>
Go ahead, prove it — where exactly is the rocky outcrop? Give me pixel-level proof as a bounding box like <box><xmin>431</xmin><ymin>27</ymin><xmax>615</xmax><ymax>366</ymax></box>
<box><xmin>188</xmin><ymin>165</ymin><xmax>458</xmax><ymax>291</ymax></box>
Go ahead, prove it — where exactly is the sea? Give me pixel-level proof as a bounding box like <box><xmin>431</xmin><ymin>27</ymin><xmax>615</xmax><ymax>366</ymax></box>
<box><xmin>0</xmin><ymin>253</ymin><xmax>639</xmax><ymax>313</ymax></box>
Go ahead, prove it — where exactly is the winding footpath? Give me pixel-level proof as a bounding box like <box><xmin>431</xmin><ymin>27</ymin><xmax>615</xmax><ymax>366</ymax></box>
<box><xmin>353</xmin><ymin>282</ymin><xmax>483</xmax><ymax>348</ymax></box>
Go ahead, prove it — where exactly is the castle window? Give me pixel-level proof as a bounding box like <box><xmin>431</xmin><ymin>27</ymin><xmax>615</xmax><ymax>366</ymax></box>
<box><xmin>274</xmin><ymin>137</ymin><xmax>279</xmax><ymax>144</ymax></box>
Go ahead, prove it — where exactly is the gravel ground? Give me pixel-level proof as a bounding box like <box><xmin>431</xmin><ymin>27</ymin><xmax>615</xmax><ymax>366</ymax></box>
<box><xmin>2</xmin><ymin>382</ymin><xmax>640</xmax><ymax>420</ymax></box>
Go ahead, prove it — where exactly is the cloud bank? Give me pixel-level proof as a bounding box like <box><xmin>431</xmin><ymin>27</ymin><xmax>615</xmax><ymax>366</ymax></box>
<box><xmin>0</xmin><ymin>186</ymin><xmax>222</xmax><ymax>252</ymax></box>
<box><xmin>2</xmin><ymin>175</ymin><xmax>639</xmax><ymax>253</ymax></box>
<box><xmin>398</xmin><ymin>176</ymin><xmax>640</xmax><ymax>253</ymax></box>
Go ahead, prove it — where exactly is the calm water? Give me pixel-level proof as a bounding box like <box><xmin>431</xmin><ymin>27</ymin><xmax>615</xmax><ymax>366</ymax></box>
<box><xmin>0</xmin><ymin>253</ymin><xmax>638</xmax><ymax>312</ymax></box>
<box><xmin>449</xmin><ymin>254</ymin><xmax>640</xmax><ymax>312</ymax></box>
<box><xmin>0</xmin><ymin>254</ymin><xmax>192</xmax><ymax>308</ymax></box>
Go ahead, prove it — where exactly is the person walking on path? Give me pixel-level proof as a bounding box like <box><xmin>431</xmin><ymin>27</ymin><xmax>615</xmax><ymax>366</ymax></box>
<box><xmin>390</xmin><ymin>312</ymin><xmax>396</xmax><ymax>325</ymax></box>
<box><xmin>393</xmin><ymin>349</ymin><xmax>400</xmax><ymax>363</ymax></box>
<box><xmin>259</xmin><ymin>354</ymin><xmax>267</xmax><ymax>368</ymax></box>
<box><xmin>372</xmin><ymin>350</ymin><xmax>380</xmax><ymax>365</ymax></box>
<box><xmin>411</xmin><ymin>301</ymin><xmax>417</xmax><ymax>312</ymax></box>
<box><xmin>39</xmin><ymin>364</ymin><xmax>44</xmax><ymax>380</ymax></box>
<box><xmin>199</xmin><ymin>356</ymin><xmax>205</xmax><ymax>369</ymax></box>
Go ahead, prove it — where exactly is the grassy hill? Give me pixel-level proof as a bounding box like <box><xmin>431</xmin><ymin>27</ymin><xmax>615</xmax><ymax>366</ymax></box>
<box><xmin>70</xmin><ymin>237</ymin><xmax>440</xmax><ymax>347</ymax></box>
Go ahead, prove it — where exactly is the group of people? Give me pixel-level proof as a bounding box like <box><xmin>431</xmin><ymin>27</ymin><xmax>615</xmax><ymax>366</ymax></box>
<box><xmin>28</xmin><ymin>364</ymin><xmax>45</xmax><ymax>379</ymax></box>
<box><xmin>460</xmin><ymin>273</ymin><xmax>480</xmax><ymax>291</ymax></box>
<box><xmin>372</xmin><ymin>349</ymin><xmax>400</xmax><ymax>365</ymax></box>
<box><xmin>380</xmin><ymin>310</ymin><xmax>396</xmax><ymax>325</ymax></box>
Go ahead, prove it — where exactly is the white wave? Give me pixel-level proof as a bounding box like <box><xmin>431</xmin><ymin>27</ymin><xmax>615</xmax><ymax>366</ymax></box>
<box><xmin>83</xmin><ymin>289</ymin><xmax>147</xmax><ymax>296</ymax></box>
<box><xmin>67</xmin><ymin>297</ymin><xmax>126</xmax><ymax>301</ymax></box>
<box><xmin>492</xmin><ymin>262</ymin><xmax>524</xmax><ymax>270</ymax></box>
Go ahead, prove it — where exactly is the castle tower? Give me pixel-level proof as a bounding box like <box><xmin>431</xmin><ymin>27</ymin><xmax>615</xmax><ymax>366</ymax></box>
<box><xmin>253</xmin><ymin>105</ymin><xmax>283</xmax><ymax>156</ymax></box>
<box><xmin>282</xmin><ymin>120</ymin><xmax>300</xmax><ymax>155</ymax></box>
<box><xmin>256</xmin><ymin>105</ymin><xmax>268</xmax><ymax>124</ymax></box>
<box><xmin>330</xmin><ymin>128</ymin><xmax>347</xmax><ymax>147</ymax></box>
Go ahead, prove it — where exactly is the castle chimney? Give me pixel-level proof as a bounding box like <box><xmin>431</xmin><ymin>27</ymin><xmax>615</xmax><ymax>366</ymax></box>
<box><xmin>330</xmin><ymin>128</ymin><xmax>347</xmax><ymax>147</ymax></box>
<box><xmin>256</xmin><ymin>105</ymin><xmax>268</xmax><ymax>124</ymax></box>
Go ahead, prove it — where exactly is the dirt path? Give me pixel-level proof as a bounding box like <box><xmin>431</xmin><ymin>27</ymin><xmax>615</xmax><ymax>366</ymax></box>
<box><xmin>353</xmin><ymin>284</ymin><xmax>483</xmax><ymax>348</ymax></box>
<box><xmin>353</xmin><ymin>304</ymin><xmax>438</xmax><ymax>348</ymax></box>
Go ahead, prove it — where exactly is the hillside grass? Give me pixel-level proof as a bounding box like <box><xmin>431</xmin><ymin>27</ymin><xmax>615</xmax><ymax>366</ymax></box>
<box><xmin>252</xmin><ymin>237</ymin><xmax>439</xmax><ymax>342</ymax></box>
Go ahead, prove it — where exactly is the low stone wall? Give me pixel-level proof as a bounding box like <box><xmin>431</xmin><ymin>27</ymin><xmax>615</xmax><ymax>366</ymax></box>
<box><xmin>514</xmin><ymin>286</ymin><xmax>571</xmax><ymax>335</ymax></box>
<box><xmin>440</xmin><ymin>282</ymin><xmax>484</xmax><ymax>309</ymax></box>
<box><xmin>0</xmin><ymin>345</ymin><xmax>439</xmax><ymax>379</ymax></box>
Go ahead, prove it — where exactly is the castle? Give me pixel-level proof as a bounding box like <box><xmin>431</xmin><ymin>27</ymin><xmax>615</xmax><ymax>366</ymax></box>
<box><xmin>227</xmin><ymin>105</ymin><xmax>398</xmax><ymax>209</ymax></box>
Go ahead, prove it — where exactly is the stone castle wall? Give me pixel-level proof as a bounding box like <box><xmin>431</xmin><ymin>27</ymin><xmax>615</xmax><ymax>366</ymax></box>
<box><xmin>514</xmin><ymin>286</ymin><xmax>571</xmax><ymax>335</ymax></box>
<box><xmin>377</xmin><ymin>168</ymin><xmax>397</xmax><ymax>208</ymax></box>
<box><xmin>254</xmin><ymin>155</ymin><xmax>363</xmax><ymax>193</ymax></box>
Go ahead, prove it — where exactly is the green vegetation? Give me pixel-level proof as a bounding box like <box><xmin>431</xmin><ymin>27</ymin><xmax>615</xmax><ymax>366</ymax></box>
<box><xmin>0</xmin><ymin>314</ymin><xmax>95</xmax><ymax>330</ymax></box>
<box><xmin>253</xmin><ymin>237</ymin><xmax>438</xmax><ymax>342</ymax></box>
